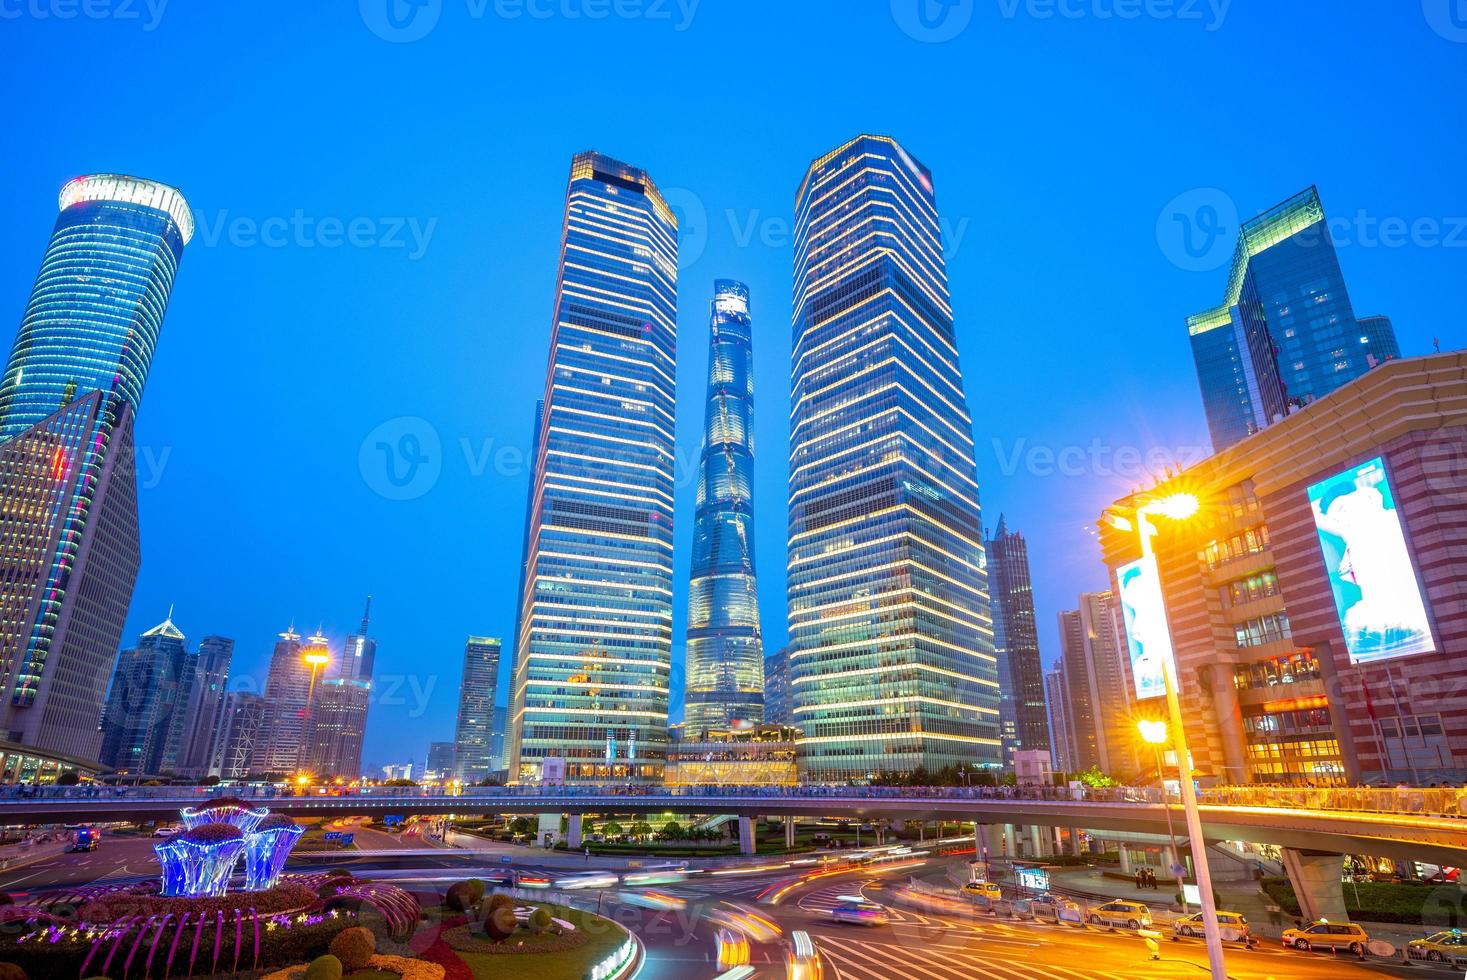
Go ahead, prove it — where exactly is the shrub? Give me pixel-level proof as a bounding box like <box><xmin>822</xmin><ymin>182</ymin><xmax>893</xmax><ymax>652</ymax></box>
<box><xmin>528</xmin><ymin>907</ymin><xmax>552</xmax><ymax>935</ymax></box>
<box><xmin>481</xmin><ymin>904</ymin><xmax>517</xmax><ymax>943</ymax></box>
<box><xmin>80</xmin><ymin>881</ymin><xmax>317</xmax><ymax>921</ymax></box>
<box><xmin>179</xmin><ymin>823</ymin><xmax>243</xmax><ymax>845</ymax></box>
<box><xmin>0</xmin><ymin>894</ymin><xmax>12</xmax><ymax>907</ymax></box>
<box><xmin>259</xmin><ymin>813</ymin><xmax>297</xmax><ymax>831</ymax></box>
<box><xmin>327</xmin><ymin>926</ymin><xmax>375</xmax><ymax>971</ymax></box>
<box><xmin>487</xmin><ymin>893</ymin><xmax>516</xmax><ymax>914</ymax></box>
<box><xmin>303</xmin><ymin>954</ymin><xmax>343</xmax><ymax>980</ymax></box>
<box><xmin>465</xmin><ymin>878</ymin><xmax>487</xmax><ymax>902</ymax></box>
<box><xmin>325</xmin><ymin>868</ymin><xmax>353</xmax><ymax>879</ymax></box>
<box><xmin>0</xmin><ymin>964</ymin><xmax>25</xmax><ymax>980</ymax></box>
<box><xmin>444</xmin><ymin>882</ymin><xmax>477</xmax><ymax>912</ymax></box>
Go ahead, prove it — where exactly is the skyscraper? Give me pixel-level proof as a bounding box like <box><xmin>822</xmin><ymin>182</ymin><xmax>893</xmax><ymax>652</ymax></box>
<box><xmin>307</xmin><ymin>677</ymin><xmax>370</xmax><ymax>778</ymax></box>
<box><xmin>0</xmin><ymin>175</ymin><xmax>193</xmax><ymax>441</ymax></box>
<box><xmin>98</xmin><ymin>613</ymin><xmax>191</xmax><ymax>774</ymax></box>
<box><xmin>0</xmin><ymin>175</ymin><xmax>189</xmax><ymax>762</ymax></box>
<box><xmin>180</xmin><ymin>635</ymin><xmax>235</xmax><ymax>776</ymax></box>
<box><xmin>1187</xmin><ymin>187</ymin><xmax>1400</xmax><ymax>451</ymax></box>
<box><xmin>339</xmin><ymin>597</ymin><xmax>377</xmax><ymax>682</ymax></box>
<box><xmin>0</xmin><ymin>392</ymin><xmax>139</xmax><ymax>759</ymax></box>
<box><xmin>508</xmin><ymin>152</ymin><xmax>678</xmax><ymax>784</ymax></box>
<box><xmin>684</xmin><ymin>280</ymin><xmax>764</xmax><ymax>736</ymax></box>
<box><xmin>1057</xmin><ymin>592</ymin><xmax>1134</xmax><ymax>776</ymax></box>
<box><xmin>211</xmin><ymin>691</ymin><xmax>266</xmax><ymax>780</ymax></box>
<box><xmin>1044</xmin><ymin>661</ymin><xmax>1074</xmax><ymax>773</ymax></box>
<box><xmin>454</xmin><ymin>636</ymin><xmax>500</xmax><ymax>784</ymax></box>
<box><xmin>787</xmin><ymin>135</ymin><xmax>998</xmax><ymax>781</ymax></box>
<box><xmin>763</xmin><ymin>647</ymin><xmax>793</xmax><ymax>727</ymax></box>
<box><xmin>254</xmin><ymin>626</ymin><xmax>312</xmax><ymax>775</ymax></box>
<box><xmin>986</xmin><ymin>518</ymin><xmax>1050</xmax><ymax>758</ymax></box>
<box><xmin>426</xmin><ymin>741</ymin><xmax>456</xmax><ymax>780</ymax></box>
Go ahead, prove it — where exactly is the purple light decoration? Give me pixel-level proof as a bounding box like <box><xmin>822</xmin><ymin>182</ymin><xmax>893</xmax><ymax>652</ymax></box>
<box><xmin>243</xmin><ymin>822</ymin><xmax>304</xmax><ymax>891</ymax></box>
<box><xmin>179</xmin><ymin>799</ymin><xmax>270</xmax><ymax>833</ymax></box>
<box><xmin>155</xmin><ymin>833</ymin><xmax>248</xmax><ymax>898</ymax></box>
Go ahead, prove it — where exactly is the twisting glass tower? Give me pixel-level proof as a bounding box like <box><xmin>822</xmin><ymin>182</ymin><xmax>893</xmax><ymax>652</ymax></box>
<box><xmin>509</xmin><ymin>152</ymin><xmax>678</xmax><ymax>783</ymax></box>
<box><xmin>684</xmin><ymin>280</ymin><xmax>764</xmax><ymax>736</ymax></box>
<box><xmin>788</xmin><ymin>135</ymin><xmax>999</xmax><ymax>782</ymax></box>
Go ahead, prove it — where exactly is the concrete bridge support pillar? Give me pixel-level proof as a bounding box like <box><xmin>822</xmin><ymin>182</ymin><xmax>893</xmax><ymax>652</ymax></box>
<box><xmin>1068</xmin><ymin>828</ymin><xmax>1084</xmax><ymax>857</ymax></box>
<box><xmin>566</xmin><ymin>814</ymin><xmax>583</xmax><ymax>851</ymax></box>
<box><xmin>738</xmin><ymin>816</ymin><xmax>756</xmax><ymax>856</ymax></box>
<box><xmin>1027</xmin><ymin>825</ymin><xmax>1049</xmax><ymax>858</ymax></box>
<box><xmin>785</xmin><ymin>818</ymin><xmax>796</xmax><ymax>849</ymax></box>
<box><xmin>1281</xmin><ymin>848</ymin><xmax>1348</xmax><ymax>923</ymax></box>
<box><xmin>1118</xmin><ymin>846</ymin><xmax>1132</xmax><ymax>875</ymax></box>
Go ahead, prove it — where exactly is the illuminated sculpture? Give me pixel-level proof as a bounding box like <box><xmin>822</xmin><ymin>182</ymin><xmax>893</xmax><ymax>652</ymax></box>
<box><xmin>179</xmin><ymin>795</ymin><xmax>271</xmax><ymax>833</ymax></box>
<box><xmin>244</xmin><ymin>813</ymin><xmax>305</xmax><ymax>891</ymax></box>
<box><xmin>156</xmin><ymin>824</ymin><xmax>249</xmax><ymax>897</ymax></box>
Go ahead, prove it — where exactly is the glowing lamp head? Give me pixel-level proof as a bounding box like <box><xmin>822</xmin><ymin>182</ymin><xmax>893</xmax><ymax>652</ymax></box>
<box><xmin>303</xmin><ymin>651</ymin><xmax>329</xmax><ymax>669</ymax></box>
<box><xmin>295</xmin><ymin>774</ymin><xmax>311</xmax><ymax>787</ymax></box>
<box><xmin>1151</xmin><ymin>493</ymin><xmax>1200</xmax><ymax>521</ymax></box>
<box><xmin>1137</xmin><ymin>719</ymin><xmax>1168</xmax><ymax>745</ymax></box>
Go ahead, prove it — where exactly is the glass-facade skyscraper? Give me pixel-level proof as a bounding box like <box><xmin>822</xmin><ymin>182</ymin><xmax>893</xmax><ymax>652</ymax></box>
<box><xmin>453</xmin><ymin>635</ymin><xmax>499</xmax><ymax>783</ymax></box>
<box><xmin>684</xmin><ymin>280</ymin><xmax>764</xmax><ymax>736</ymax></box>
<box><xmin>1188</xmin><ymin>187</ymin><xmax>1399</xmax><ymax>451</ymax></box>
<box><xmin>508</xmin><ymin>151</ymin><xmax>678</xmax><ymax>784</ymax></box>
<box><xmin>0</xmin><ymin>175</ymin><xmax>193</xmax><ymax>442</ymax></box>
<box><xmin>787</xmin><ymin>135</ymin><xmax>999</xmax><ymax>782</ymax></box>
<box><xmin>986</xmin><ymin>517</ymin><xmax>1049</xmax><ymax>761</ymax></box>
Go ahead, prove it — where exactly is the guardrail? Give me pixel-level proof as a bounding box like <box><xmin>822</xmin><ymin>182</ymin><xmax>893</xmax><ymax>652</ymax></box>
<box><xmin>1196</xmin><ymin>786</ymin><xmax>1467</xmax><ymax>818</ymax></box>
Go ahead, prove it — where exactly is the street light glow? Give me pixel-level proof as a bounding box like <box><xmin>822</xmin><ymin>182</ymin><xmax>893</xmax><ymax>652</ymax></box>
<box><xmin>1137</xmin><ymin>719</ymin><xmax>1168</xmax><ymax>745</ymax></box>
<box><xmin>1150</xmin><ymin>492</ymin><xmax>1200</xmax><ymax>521</ymax></box>
<box><xmin>303</xmin><ymin>651</ymin><xmax>329</xmax><ymax>668</ymax></box>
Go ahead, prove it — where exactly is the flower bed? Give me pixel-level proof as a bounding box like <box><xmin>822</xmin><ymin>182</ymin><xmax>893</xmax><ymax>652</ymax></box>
<box><xmin>80</xmin><ymin>881</ymin><xmax>318</xmax><ymax>920</ymax></box>
<box><xmin>264</xmin><ymin>952</ymin><xmax>447</xmax><ymax>980</ymax></box>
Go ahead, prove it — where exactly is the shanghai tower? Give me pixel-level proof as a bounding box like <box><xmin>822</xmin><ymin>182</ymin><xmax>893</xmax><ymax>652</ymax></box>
<box><xmin>508</xmin><ymin>152</ymin><xmax>678</xmax><ymax>784</ymax></box>
<box><xmin>787</xmin><ymin>136</ymin><xmax>999</xmax><ymax>782</ymax></box>
<box><xmin>683</xmin><ymin>280</ymin><xmax>764</xmax><ymax>736</ymax></box>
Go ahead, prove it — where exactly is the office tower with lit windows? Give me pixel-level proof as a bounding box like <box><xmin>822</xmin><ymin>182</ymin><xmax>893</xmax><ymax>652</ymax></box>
<box><xmin>211</xmin><ymin>691</ymin><xmax>266</xmax><ymax>780</ymax></box>
<box><xmin>339</xmin><ymin>597</ymin><xmax>377</xmax><ymax>682</ymax></box>
<box><xmin>787</xmin><ymin>135</ymin><xmax>998</xmax><ymax>781</ymax></box>
<box><xmin>508</xmin><ymin>152</ymin><xmax>678</xmax><ymax>783</ymax></box>
<box><xmin>307</xmin><ymin>677</ymin><xmax>370</xmax><ymax>778</ymax></box>
<box><xmin>1057</xmin><ymin>592</ymin><xmax>1134</xmax><ymax>776</ymax></box>
<box><xmin>99</xmin><ymin>613</ymin><xmax>192</xmax><ymax>774</ymax></box>
<box><xmin>180</xmin><ymin>635</ymin><xmax>235</xmax><ymax>776</ymax></box>
<box><xmin>1045</xmin><ymin>662</ymin><xmax>1074</xmax><ymax>773</ymax></box>
<box><xmin>254</xmin><ymin>626</ymin><xmax>323</xmax><ymax>775</ymax></box>
<box><xmin>1187</xmin><ymin>186</ymin><xmax>1400</xmax><ymax>451</ymax></box>
<box><xmin>0</xmin><ymin>175</ymin><xmax>191</xmax><ymax>762</ymax></box>
<box><xmin>684</xmin><ymin>280</ymin><xmax>764</xmax><ymax>736</ymax></box>
<box><xmin>454</xmin><ymin>636</ymin><xmax>500</xmax><ymax>783</ymax></box>
<box><xmin>426</xmin><ymin>741</ymin><xmax>456</xmax><ymax>780</ymax></box>
<box><xmin>763</xmin><ymin>647</ymin><xmax>792</xmax><ymax>727</ymax></box>
<box><xmin>986</xmin><ymin>518</ymin><xmax>1049</xmax><ymax>760</ymax></box>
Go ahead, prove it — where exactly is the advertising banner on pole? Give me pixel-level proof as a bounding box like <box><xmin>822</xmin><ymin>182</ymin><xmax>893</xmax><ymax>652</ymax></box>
<box><xmin>1116</xmin><ymin>554</ymin><xmax>1171</xmax><ymax>701</ymax></box>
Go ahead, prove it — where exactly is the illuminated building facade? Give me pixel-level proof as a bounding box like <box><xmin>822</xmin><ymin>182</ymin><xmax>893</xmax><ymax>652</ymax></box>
<box><xmin>788</xmin><ymin>135</ymin><xmax>998</xmax><ymax>781</ymax></box>
<box><xmin>986</xmin><ymin>517</ymin><xmax>1049</xmax><ymax>761</ymax></box>
<box><xmin>684</xmin><ymin>279</ymin><xmax>764</xmax><ymax>736</ymax></box>
<box><xmin>339</xmin><ymin>597</ymin><xmax>376</xmax><ymax>682</ymax></box>
<box><xmin>664</xmin><ymin>724</ymin><xmax>801</xmax><ymax>787</ymax></box>
<box><xmin>99</xmin><ymin>613</ymin><xmax>191</xmax><ymax>774</ymax></box>
<box><xmin>1187</xmin><ymin>187</ymin><xmax>1400</xmax><ymax>451</ymax></box>
<box><xmin>454</xmin><ymin>636</ymin><xmax>499</xmax><ymax>783</ymax></box>
<box><xmin>254</xmin><ymin>627</ymin><xmax>314</xmax><ymax>775</ymax></box>
<box><xmin>210</xmin><ymin>691</ymin><xmax>266</xmax><ymax>780</ymax></box>
<box><xmin>1056</xmin><ymin>593</ymin><xmax>1134</xmax><ymax>777</ymax></box>
<box><xmin>179</xmin><ymin>635</ymin><xmax>235</xmax><ymax>776</ymax></box>
<box><xmin>509</xmin><ymin>152</ymin><xmax>678</xmax><ymax>783</ymax></box>
<box><xmin>1099</xmin><ymin>353</ymin><xmax>1467</xmax><ymax>785</ymax></box>
<box><xmin>763</xmin><ymin>647</ymin><xmax>792</xmax><ymax>726</ymax></box>
<box><xmin>307</xmin><ymin>677</ymin><xmax>370</xmax><ymax>778</ymax></box>
<box><xmin>0</xmin><ymin>392</ymin><xmax>139</xmax><ymax>760</ymax></box>
<box><xmin>0</xmin><ymin>175</ymin><xmax>193</xmax><ymax>442</ymax></box>
<box><xmin>1044</xmin><ymin>662</ymin><xmax>1074</xmax><ymax>773</ymax></box>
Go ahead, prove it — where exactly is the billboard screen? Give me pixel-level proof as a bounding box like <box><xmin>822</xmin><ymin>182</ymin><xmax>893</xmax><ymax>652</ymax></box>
<box><xmin>1308</xmin><ymin>456</ymin><xmax>1435</xmax><ymax>664</ymax></box>
<box><xmin>1116</xmin><ymin>555</ymin><xmax>1171</xmax><ymax>702</ymax></box>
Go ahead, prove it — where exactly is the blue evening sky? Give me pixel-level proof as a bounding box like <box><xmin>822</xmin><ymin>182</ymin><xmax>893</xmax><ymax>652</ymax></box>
<box><xmin>2</xmin><ymin>2</ymin><xmax>1463</xmax><ymax>770</ymax></box>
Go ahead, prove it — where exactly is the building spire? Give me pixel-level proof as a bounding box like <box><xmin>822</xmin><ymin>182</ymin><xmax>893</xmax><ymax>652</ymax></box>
<box><xmin>360</xmin><ymin>595</ymin><xmax>373</xmax><ymax>635</ymax></box>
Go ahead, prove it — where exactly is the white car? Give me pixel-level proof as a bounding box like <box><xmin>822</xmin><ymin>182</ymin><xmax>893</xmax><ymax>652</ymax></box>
<box><xmin>152</xmin><ymin>825</ymin><xmax>177</xmax><ymax>838</ymax></box>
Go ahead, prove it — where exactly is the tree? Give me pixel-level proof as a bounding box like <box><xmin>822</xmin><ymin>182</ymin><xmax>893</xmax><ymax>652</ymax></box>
<box><xmin>659</xmin><ymin>821</ymin><xmax>684</xmax><ymax>841</ymax></box>
<box><xmin>383</xmin><ymin>778</ymin><xmax>418</xmax><ymax>787</ymax></box>
<box><xmin>509</xmin><ymin>817</ymin><xmax>531</xmax><ymax>835</ymax></box>
<box><xmin>630</xmin><ymin>821</ymin><xmax>653</xmax><ymax>839</ymax></box>
<box><xmin>602</xmin><ymin>821</ymin><xmax>624</xmax><ymax>837</ymax></box>
<box><xmin>55</xmin><ymin>772</ymin><xmax>80</xmax><ymax>786</ymax></box>
<box><xmin>1074</xmin><ymin>765</ymin><xmax>1118</xmax><ymax>789</ymax></box>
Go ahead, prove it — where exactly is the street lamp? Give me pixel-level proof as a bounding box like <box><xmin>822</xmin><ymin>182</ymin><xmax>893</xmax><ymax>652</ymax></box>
<box><xmin>1113</xmin><ymin>492</ymin><xmax>1227</xmax><ymax>980</ymax></box>
<box><xmin>303</xmin><ymin>648</ymin><xmax>329</xmax><ymax>704</ymax></box>
<box><xmin>1137</xmin><ymin>719</ymin><xmax>1188</xmax><ymax>916</ymax></box>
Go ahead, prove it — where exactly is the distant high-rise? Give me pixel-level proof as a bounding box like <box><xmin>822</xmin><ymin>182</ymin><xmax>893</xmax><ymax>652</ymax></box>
<box><xmin>684</xmin><ymin>280</ymin><xmax>764</xmax><ymax>736</ymax></box>
<box><xmin>490</xmin><ymin>704</ymin><xmax>507</xmax><ymax>775</ymax></box>
<box><xmin>508</xmin><ymin>152</ymin><xmax>678</xmax><ymax>784</ymax></box>
<box><xmin>762</xmin><ymin>647</ymin><xmax>793</xmax><ymax>727</ymax></box>
<box><xmin>180</xmin><ymin>635</ymin><xmax>235</xmax><ymax>776</ymax></box>
<box><xmin>1044</xmin><ymin>662</ymin><xmax>1074</xmax><ymax>773</ymax></box>
<box><xmin>339</xmin><ymin>597</ymin><xmax>377</xmax><ymax>682</ymax></box>
<box><xmin>454</xmin><ymin>636</ymin><xmax>500</xmax><ymax>783</ymax></box>
<box><xmin>1057</xmin><ymin>593</ymin><xmax>1133</xmax><ymax>776</ymax></box>
<box><xmin>1187</xmin><ymin>187</ymin><xmax>1400</xmax><ymax>451</ymax></box>
<box><xmin>255</xmin><ymin>626</ymin><xmax>313</xmax><ymax>775</ymax></box>
<box><xmin>99</xmin><ymin>613</ymin><xmax>191</xmax><ymax>774</ymax></box>
<box><xmin>426</xmin><ymin>741</ymin><xmax>456</xmax><ymax>780</ymax></box>
<box><xmin>0</xmin><ymin>175</ymin><xmax>193</xmax><ymax>441</ymax></box>
<box><xmin>986</xmin><ymin>518</ymin><xmax>1050</xmax><ymax>760</ymax></box>
<box><xmin>0</xmin><ymin>392</ymin><xmax>139</xmax><ymax>759</ymax></box>
<box><xmin>788</xmin><ymin>135</ymin><xmax>998</xmax><ymax>781</ymax></box>
<box><xmin>307</xmin><ymin>678</ymin><xmax>370</xmax><ymax>778</ymax></box>
<box><xmin>211</xmin><ymin>692</ymin><xmax>266</xmax><ymax>780</ymax></box>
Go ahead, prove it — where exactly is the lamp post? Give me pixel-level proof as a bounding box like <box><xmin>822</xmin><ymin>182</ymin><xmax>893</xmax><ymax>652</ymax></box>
<box><xmin>1138</xmin><ymin>719</ymin><xmax>1187</xmax><ymax>916</ymax></box>
<box><xmin>1115</xmin><ymin>493</ymin><xmax>1227</xmax><ymax>980</ymax></box>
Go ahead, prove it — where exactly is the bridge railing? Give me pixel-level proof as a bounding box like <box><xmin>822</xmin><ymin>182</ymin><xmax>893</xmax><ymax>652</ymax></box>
<box><xmin>1196</xmin><ymin>785</ymin><xmax>1467</xmax><ymax>819</ymax></box>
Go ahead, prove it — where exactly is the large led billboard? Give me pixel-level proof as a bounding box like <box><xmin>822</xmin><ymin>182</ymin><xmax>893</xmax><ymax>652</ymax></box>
<box><xmin>1307</xmin><ymin>456</ymin><xmax>1435</xmax><ymax>664</ymax></box>
<box><xmin>1116</xmin><ymin>555</ymin><xmax>1171</xmax><ymax>701</ymax></box>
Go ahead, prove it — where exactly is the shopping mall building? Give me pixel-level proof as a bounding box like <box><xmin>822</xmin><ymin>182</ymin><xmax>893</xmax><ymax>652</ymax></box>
<box><xmin>1099</xmin><ymin>352</ymin><xmax>1467</xmax><ymax>786</ymax></box>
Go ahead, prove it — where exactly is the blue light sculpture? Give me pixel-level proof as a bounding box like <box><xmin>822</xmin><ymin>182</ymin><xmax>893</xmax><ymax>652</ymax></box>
<box><xmin>244</xmin><ymin>813</ymin><xmax>305</xmax><ymax>891</ymax></box>
<box><xmin>179</xmin><ymin>796</ymin><xmax>270</xmax><ymax>833</ymax></box>
<box><xmin>156</xmin><ymin>825</ymin><xmax>249</xmax><ymax>897</ymax></box>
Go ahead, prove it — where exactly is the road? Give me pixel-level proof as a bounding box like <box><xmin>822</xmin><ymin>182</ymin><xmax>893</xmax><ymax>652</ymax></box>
<box><xmin>4</xmin><ymin>842</ymin><xmax>1456</xmax><ymax>978</ymax></box>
